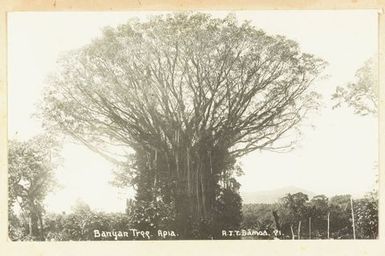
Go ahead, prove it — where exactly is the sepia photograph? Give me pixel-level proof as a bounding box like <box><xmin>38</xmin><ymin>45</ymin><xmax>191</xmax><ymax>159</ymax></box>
<box><xmin>7</xmin><ymin>10</ymin><xmax>379</xmax><ymax>241</ymax></box>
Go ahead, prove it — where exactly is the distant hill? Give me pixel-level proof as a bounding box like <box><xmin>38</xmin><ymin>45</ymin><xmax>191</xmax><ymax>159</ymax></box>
<box><xmin>241</xmin><ymin>186</ymin><xmax>316</xmax><ymax>204</ymax></box>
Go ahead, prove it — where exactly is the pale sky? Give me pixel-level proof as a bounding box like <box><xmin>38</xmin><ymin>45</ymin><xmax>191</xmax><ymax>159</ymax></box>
<box><xmin>7</xmin><ymin>10</ymin><xmax>378</xmax><ymax>213</ymax></box>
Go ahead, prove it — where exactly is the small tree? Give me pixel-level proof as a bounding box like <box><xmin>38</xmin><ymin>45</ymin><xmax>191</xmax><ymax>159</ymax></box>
<box><xmin>278</xmin><ymin>192</ymin><xmax>309</xmax><ymax>239</ymax></box>
<box><xmin>328</xmin><ymin>195</ymin><xmax>352</xmax><ymax>239</ymax></box>
<box><xmin>332</xmin><ymin>57</ymin><xmax>378</xmax><ymax>239</ymax></box>
<box><xmin>308</xmin><ymin>195</ymin><xmax>329</xmax><ymax>238</ymax></box>
<box><xmin>8</xmin><ymin>136</ymin><xmax>58</xmax><ymax>240</ymax></box>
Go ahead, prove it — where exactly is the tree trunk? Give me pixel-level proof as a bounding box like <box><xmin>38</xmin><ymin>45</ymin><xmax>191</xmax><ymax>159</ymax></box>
<box><xmin>298</xmin><ymin>221</ymin><xmax>301</xmax><ymax>240</ymax></box>
<box><xmin>38</xmin><ymin>212</ymin><xmax>44</xmax><ymax>241</ymax></box>
<box><xmin>350</xmin><ymin>197</ymin><xmax>356</xmax><ymax>239</ymax></box>
<box><xmin>29</xmin><ymin>212</ymin><xmax>39</xmax><ymax>239</ymax></box>
<box><xmin>134</xmin><ymin>137</ymin><xmax>239</xmax><ymax>239</ymax></box>
<box><xmin>171</xmin><ymin>147</ymin><xmax>219</xmax><ymax>239</ymax></box>
<box><xmin>28</xmin><ymin>216</ymin><xmax>33</xmax><ymax>237</ymax></box>
<box><xmin>272</xmin><ymin>210</ymin><xmax>281</xmax><ymax>233</ymax></box>
<box><xmin>327</xmin><ymin>212</ymin><xmax>330</xmax><ymax>239</ymax></box>
<box><xmin>290</xmin><ymin>225</ymin><xmax>295</xmax><ymax>240</ymax></box>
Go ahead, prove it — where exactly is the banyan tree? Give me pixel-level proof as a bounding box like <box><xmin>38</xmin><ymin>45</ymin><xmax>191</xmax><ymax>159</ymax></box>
<box><xmin>40</xmin><ymin>13</ymin><xmax>326</xmax><ymax>238</ymax></box>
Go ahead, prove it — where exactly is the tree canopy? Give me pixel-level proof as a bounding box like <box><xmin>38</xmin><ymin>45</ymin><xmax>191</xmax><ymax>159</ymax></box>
<box><xmin>332</xmin><ymin>57</ymin><xmax>377</xmax><ymax>116</ymax></box>
<box><xmin>41</xmin><ymin>13</ymin><xmax>326</xmax><ymax>160</ymax></box>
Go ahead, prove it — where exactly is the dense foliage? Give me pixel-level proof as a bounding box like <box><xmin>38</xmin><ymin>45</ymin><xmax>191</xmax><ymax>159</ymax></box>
<box><xmin>9</xmin><ymin>192</ymin><xmax>377</xmax><ymax>240</ymax></box>
<box><xmin>242</xmin><ymin>192</ymin><xmax>378</xmax><ymax>240</ymax></box>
